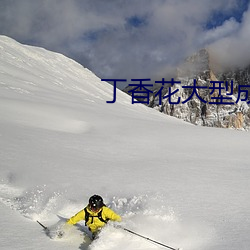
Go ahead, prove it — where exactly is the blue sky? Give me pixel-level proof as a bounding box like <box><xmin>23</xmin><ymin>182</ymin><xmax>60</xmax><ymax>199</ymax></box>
<box><xmin>0</xmin><ymin>0</ymin><xmax>249</xmax><ymax>88</ymax></box>
<box><xmin>206</xmin><ymin>0</ymin><xmax>249</xmax><ymax>28</ymax></box>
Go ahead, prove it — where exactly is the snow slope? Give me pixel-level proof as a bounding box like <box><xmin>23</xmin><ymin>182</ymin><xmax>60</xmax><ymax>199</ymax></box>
<box><xmin>0</xmin><ymin>35</ymin><xmax>250</xmax><ymax>250</ymax></box>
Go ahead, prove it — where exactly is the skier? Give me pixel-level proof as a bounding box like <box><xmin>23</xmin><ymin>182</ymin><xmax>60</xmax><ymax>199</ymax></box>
<box><xmin>66</xmin><ymin>194</ymin><xmax>121</xmax><ymax>239</ymax></box>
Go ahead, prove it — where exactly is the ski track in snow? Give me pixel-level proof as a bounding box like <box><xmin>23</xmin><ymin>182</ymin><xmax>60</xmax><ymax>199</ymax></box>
<box><xmin>2</xmin><ymin>36</ymin><xmax>247</xmax><ymax>250</ymax></box>
<box><xmin>0</xmin><ymin>179</ymin><xmax>211</xmax><ymax>250</ymax></box>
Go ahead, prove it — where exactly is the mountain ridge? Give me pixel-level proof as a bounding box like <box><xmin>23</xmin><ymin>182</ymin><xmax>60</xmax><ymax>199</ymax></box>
<box><xmin>124</xmin><ymin>48</ymin><xmax>250</xmax><ymax>130</ymax></box>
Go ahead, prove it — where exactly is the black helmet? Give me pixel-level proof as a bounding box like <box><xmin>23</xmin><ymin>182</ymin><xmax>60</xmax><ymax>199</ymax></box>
<box><xmin>89</xmin><ymin>195</ymin><xmax>104</xmax><ymax>210</ymax></box>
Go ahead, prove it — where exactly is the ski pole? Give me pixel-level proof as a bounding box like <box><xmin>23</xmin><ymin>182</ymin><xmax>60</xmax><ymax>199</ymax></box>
<box><xmin>37</xmin><ymin>220</ymin><xmax>48</xmax><ymax>231</ymax></box>
<box><xmin>122</xmin><ymin>227</ymin><xmax>180</xmax><ymax>250</ymax></box>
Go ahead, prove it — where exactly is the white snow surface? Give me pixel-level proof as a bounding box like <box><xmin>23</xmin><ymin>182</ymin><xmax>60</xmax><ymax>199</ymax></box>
<box><xmin>0</xmin><ymin>35</ymin><xmax>249</xmax><ymax>250</ymax></box>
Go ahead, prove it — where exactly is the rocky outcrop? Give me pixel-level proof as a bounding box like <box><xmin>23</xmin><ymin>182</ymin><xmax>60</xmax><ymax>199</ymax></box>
<box><xmin>124</xmin><ymin>49</ymin><xmax>250</xmax><ymax>130</ymax></box>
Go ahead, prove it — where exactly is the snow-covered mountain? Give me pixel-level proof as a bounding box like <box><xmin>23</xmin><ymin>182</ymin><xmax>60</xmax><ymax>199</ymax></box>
<box><xmin>175</xmin><ymin>49</ymin><xmax>250</xmax><ymax>129</ymax></box>
<box><xmin>0</xmin><ymin>36</ymin><xmax>250</xmax><ymax>250</ymax></box>
<box><xmin>125</xmin><ymin>49</ymin><xmax>250</xmax><ymax>130</ymax></box>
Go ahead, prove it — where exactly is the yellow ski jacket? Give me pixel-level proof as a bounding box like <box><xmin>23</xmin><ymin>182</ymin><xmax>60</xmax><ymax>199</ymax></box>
<box><xmin>67</xmin><ymin>206</ymin><xmax>121</xmax><ymax>233</ymax></box>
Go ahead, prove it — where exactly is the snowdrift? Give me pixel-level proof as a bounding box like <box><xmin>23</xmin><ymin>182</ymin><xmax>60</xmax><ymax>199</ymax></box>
<box><xmin>0</xmin><ymin>36</ymin><xmax>250</xmax><ymax>250</ymax></box>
